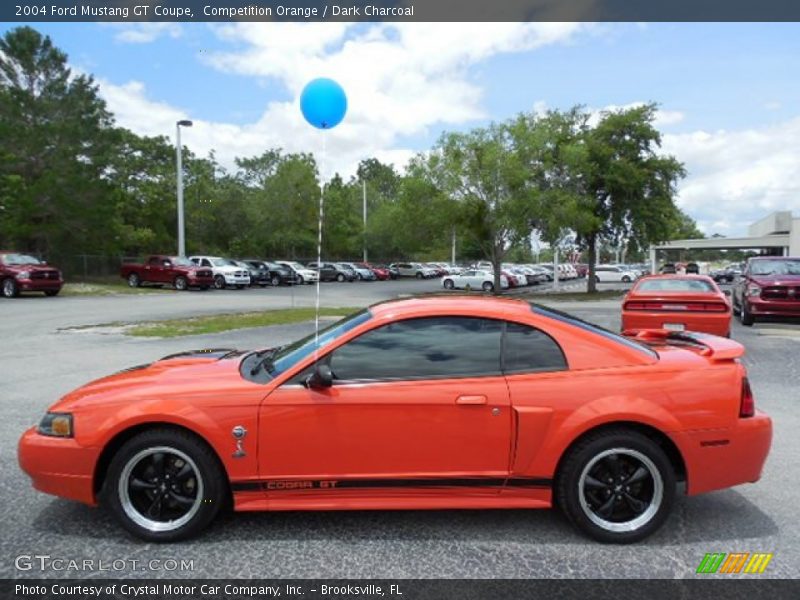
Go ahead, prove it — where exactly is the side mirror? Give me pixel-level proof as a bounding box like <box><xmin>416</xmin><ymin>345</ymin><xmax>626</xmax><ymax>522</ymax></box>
<box><xmin>306</xmin><ymin>364</ymin><xmax>333</xmax><ymax>389</ymax></box>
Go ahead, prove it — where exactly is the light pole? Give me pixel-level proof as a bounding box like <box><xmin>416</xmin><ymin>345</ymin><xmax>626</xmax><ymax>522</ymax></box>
<box><xmin>176</xmin><ymin>119</ymin><xmax>193</xmax><ymax>256</ymax></box>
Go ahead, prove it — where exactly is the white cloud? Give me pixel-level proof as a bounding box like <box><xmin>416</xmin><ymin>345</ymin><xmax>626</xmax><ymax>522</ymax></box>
<box><xmin>98</xmin><ymin>22</ymin><xmax>588</xmax><ymax>178</ymax></box>
<box><xmin>110</xmin><ymin>23</ymin><xmax>182</xmax><ymax>44</ymax></box>
<box><xmin>764</xmin><ymin>100</ymin><xmax>782</xmax><ymax>111</ymax></box>
<box><xmin>663</xmin><ymin>117</ymin><xmax>800</xmax><ymax>235</ymax></box>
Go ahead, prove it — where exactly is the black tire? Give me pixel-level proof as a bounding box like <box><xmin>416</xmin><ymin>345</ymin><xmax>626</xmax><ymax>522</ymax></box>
<box><xmin>555</xmin><ymin>428</ymin><xmax>675</xmax><ymax>544</ymax></box>
<box><xmin>443</xmin><ymin>279</ymin><xmax>455</xmax><ymax>290</ymax></box>
<box><xmin>2</xmin><ymin>278</ymin><xmax>19</xmax><ymax>298</ymax></box>
<box><xmin>101</xmin><ymin>428</ymin><xmax>226</xmax><ymax>542</ymax></box>
<box><xmin>622</xmin><ymin>275</ymin><xmax>631</xmax><ymax>283</ymax></box>
<box><xmin>336</xmin><ymin>273</ymin><xmax>345</xmax><ymax>282</ymax></box>
<box><xmin>416</xmin><ymin>272</ymin><xmax>423</xmax><ymax>279</ymax></box>
<box><xmin>271</xmin><ymin>275</ymin><xmax>280</xmax><ymax>287</ymax></box>
<box><xmin>296</xmin><ymin>275</ymin><xmax>304</xmax><ymax>285</ymax></box>
<box><xmin>44</xmin><ymin>289</ymin><xmax>60</xmax><ymax>297</ymax></box>
<box><xmin>482</xmin><ymin>281</ymin><xmax>493</xmax><ymax>292</ymax></box>
<box><xmin>174</xmin><ymin>276</ymin><xmax>188</xmax><ymax>291</ymax></box>
<box><xmin>740</xmin><ymin>300</ymin><xmax>755</xmax><ymax>326</ymax></box>
<box><xmin>213</xmin><ymin>275</ymin><xmax>225</xmax><ymax>290</ymax></box>
<box><xmin>127</xmin><ymin>273</ymin><xmax>140</xmax><ymax>288</ymax></box>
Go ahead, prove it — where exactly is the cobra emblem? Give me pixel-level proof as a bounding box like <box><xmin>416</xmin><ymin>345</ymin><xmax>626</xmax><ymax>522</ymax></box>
<box><xmin>232</xmin><ymin>425</ymin><xmax>247</xmax><ymax>458</ymax></box>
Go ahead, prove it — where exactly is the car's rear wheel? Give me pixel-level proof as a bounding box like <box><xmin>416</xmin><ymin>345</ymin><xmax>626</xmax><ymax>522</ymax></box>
<box><xmin>740</xmin><ymin>300</ymin><xmax>755</xmax><ymax>326</ymax></box>
<box><xmin>555</xmin><ymin>429</ymin><xmax>675</xmax><ymax>543</ymax></box>
<box><xmin>416</xmin><ymin>272</ymin><xmax>423</xmax><ymax>279</ymax></box>
<box><xmin>271</xmin><ymin>275</ymin><xmax>280</xmax><ymax>287</ymax></box>
<box><xmin>622</xmin><ymin>275</ymin><xmax>631</xmax><ymax>283</ymax></box>
<box><xmin>127</xmin><ymin>273</ymin><xmax>140</xmax><ymax>288</ymax></box>
<box><xmin>213</xmin><ymin>275</ymin><xmax>225</xmax><ymax>290</ymax></box>
<box><xmin>443</xmin><ymin>279</ymin><xmax>455</xmax><ymax>290</ymax></box>
<box><xmin>174</xmin><ymin>276</ymin><xmax>188</xmax><ymax>291</ymax></box>
<box><xmin>482</xmin><ymin>281</ymin><xmax>494</xmax><ymax>292</ymax></box>
<box><xmin>102</xmin><ymin>429</ymin><xmax>226</xmax><ymax>542</ymax></box>
<box><xmin>336</xmin><ymin>273</ymin><xmax>345</xmax><ymax>282</ymax></box>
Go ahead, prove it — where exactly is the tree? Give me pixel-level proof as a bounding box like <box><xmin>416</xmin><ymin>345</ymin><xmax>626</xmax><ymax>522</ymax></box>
<box><xmin>0</xmin><ymin>26</ymin><xmax>118</xmax><ymax>259</ymax></box>
<box><xmin>418</xmin><ymin>123</ymin><xmax>532</xmax><ymax>292</ymax></box>
<box><xmin>575</xmin><ymin>104</ymin><xmax>686</xmax><ymax>292</ymax></box>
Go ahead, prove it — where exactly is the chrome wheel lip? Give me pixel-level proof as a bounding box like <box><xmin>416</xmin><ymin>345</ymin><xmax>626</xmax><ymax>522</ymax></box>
<box><xmin>118</xmin><ymin>446</ymin><xmax>204</xmax><ymax>533</ymax></box>
<box><xmin>578</xmin><ymin>447</ymin><xmax>663</xmax><ymax>533</ymax></box>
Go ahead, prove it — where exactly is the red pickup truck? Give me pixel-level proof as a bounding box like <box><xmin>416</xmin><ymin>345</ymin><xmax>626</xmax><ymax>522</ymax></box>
<box><xmin>1</xmin><ymin>252</ymin><xmax>63</xmax><ymax>298</ymax></box>
<box><xmin>121</xmin><ymin>255</ymin><xmax>214</xmax><ymax>291</ymax></box>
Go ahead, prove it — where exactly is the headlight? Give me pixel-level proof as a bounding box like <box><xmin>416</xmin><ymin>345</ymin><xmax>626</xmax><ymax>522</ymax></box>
<box><xmin>746</xmin><ymin>284</ymin><xmax>761</xmax><ymax>297</ymax></box>
<box><xmin>17</xmin><ymin>271</ymin><xmax>30</xmax><ymax>279</ymax></box>
<box><xmin>38</xmin><ymin>412</ymin><xmax>73</xmax><ymax>437</ymax></box>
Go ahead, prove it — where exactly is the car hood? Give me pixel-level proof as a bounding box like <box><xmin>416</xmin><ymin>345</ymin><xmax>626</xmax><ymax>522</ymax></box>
<box><xmin>749</xmin><ymin>274</ymin><xmax>800</xmax><ymax>286</ymax></box>
<box><xmin>49</xmin><ymin>349</ymin><xmax>251</xmax><ymax>411</ymax></box>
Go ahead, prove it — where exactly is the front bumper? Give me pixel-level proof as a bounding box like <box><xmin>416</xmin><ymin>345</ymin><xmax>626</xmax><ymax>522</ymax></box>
<box><xmin>17</xmin><ymin>278</ymin><xmax>63</xmax><ymax>292</ymax></box>
<box><xmin>676</xmin><ymin>411</ymin><xmax>772</xmax><ymax>496</ymax></box>
<box><xmin>622</xmin><ymin>310</ymin><xmax>731</xmax><ymax>336</ymax></box>
<box><xmin>748</xmin><ymin>297</ymin><xmax>800</xmax><ymax>318</ymax></box>
<box><xmin>223</xmin><ymin>274</ymin><xmax>251</xmax><ymax>285</ymax></box>
<box><xmin>18</xmin><ymin>426</ymin><xmax>98</xmax><ymax>505</ymax></box>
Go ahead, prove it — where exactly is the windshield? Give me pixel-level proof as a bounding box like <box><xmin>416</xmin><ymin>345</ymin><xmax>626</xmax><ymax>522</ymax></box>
<box><xmin>1</xmin><ymin>253</ymin><xmax>41</xmax><ymax>265</ymax></box>
<box><xmin>750</xmin><ymin>259</ymin><xmax>800</xmax><ymax>276</ymax></box>
<box><xmin>637</xmin><ymin>278</ymin><xmax>715</xmax><ymax>292</ymax></box>
<box><xmin>265</xmin><ymin>309</ymin><xmax>372</xmax><ymax>377</ymax></box>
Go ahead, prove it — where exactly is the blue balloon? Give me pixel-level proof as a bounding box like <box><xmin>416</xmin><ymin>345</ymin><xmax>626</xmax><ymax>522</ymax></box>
<box><xmin>300</xmin><ymin>78</ymin><xmax>347</xmax><ymax>129</ymax></box>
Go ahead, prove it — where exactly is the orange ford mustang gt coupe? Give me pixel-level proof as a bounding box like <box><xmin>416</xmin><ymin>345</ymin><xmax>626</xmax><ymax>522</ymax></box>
<box><xmin>18</xmin><ymin>297</ymin><xmax>771</xmax><ymax>543</ymax></box>
<box><xmin>621</xmin><ymin>274</ymin><xmax>732</xmax><ymax>337</ymax></box>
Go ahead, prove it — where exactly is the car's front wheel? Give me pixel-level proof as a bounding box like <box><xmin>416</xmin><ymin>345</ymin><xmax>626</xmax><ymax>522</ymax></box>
<box><xmin>443</xmin><ymin>279</ymin><xmax>455</xmax><ymax>290</ymax></box>
<box><xmin>127</xmin><ymin>273</ymin><xmax>140</xmax><ymax>288</ymax></box>
<box><xmin>336</xmin><ymin>273</ymin><xmax>345</xmax><ymax>282</ymax></box>
<box><xmin>482</xmin><ymin>281</ymin><xmax>494</xmax><ymax>292</ymax></box>
<box><xmin>271</xmin><ymin>275</ymin><xmax>280</xmax><ymax>287</ymax></box>
<box><xmin>556</xmin><ymin>428</ymin><xmax>675</xmax><ymax>543</ymax></box>
<box><xmin>622</xmin><ymin>275</ymin><xmax>631</xmax><ymax>283</ymax></box>
<box><xmin>740</xmin><ymin>300</ymin><xmax>755</xmax><ymax>326</ymax></box>
<box><xmin>102</xmin><ymin>428</ymin><xmax>226</xmax><ymax>542</ymax></box>
<box><xmin>213</xmin><ymin>275</ymin><xmax>225</xmax><ymax>290</ymax></box>
<box><xmin>174</xmin><ymin>276</ymin><xmax>188</xmax><ymax>291</ymax></box>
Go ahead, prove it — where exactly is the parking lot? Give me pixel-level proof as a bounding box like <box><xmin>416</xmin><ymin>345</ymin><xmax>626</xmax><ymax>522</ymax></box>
<box><xmin>1</xmin><ymin>278</ymin><xmax>798</xmax><ymax>578</ymax></box>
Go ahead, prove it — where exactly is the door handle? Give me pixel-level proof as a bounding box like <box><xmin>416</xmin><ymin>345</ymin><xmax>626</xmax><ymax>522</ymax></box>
<box><xmin>456</xmin><ymin>395</ymin><xmax>488</xmax><ymax>405</ymax></box>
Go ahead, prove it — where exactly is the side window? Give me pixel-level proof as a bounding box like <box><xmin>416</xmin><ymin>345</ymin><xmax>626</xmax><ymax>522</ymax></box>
<box><xmin>202</xmin><ymin>259</ymin><xmax>211</xmax><ymax>267</ymax></box>
<box><xmin>503</xmin><ymin>322</ymin><xmax>567</xmax><ymax>374</ymax></box>
<box><xmin>330</xmin><ymin>317</ymin><xmax>503</xmax><ymax>381</ymax></box>
<box><xmin>148</xmin><ymin>257</ymin><xmax>160</xmax><ymax>266</ymax></box>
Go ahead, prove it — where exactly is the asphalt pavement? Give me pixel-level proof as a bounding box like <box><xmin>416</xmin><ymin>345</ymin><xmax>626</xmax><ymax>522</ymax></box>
<box><xmin>1</xmin><ymin>278</ymin><xmax>797</xmax><ymax>579</ymax></box>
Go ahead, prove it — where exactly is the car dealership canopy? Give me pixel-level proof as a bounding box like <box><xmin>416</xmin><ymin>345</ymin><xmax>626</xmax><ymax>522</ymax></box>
<box><xmin>649</xmin><ymin>211</ymin><xmax>800</xmax><ymax>272</ymax></box>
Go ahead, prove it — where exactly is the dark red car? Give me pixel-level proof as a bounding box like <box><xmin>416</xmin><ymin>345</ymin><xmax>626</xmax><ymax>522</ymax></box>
<box><xmin>121</xmin><ymin>255</ymin><xmax>214</xmax><ymax>291</ymax></box>
<box><xmin>732</xmin><ymin>256</ymin><xmax>800</xmax><ymax>325</ymax></box>
<box><xmin>574</xmin><ymin>263</ymin><xmax>589</xmax><ymax>278</ymax></box>
<box><xmin>0</xmin><ymin>252</ymin><xmax>63</xmax><ymax>298</ymax></box>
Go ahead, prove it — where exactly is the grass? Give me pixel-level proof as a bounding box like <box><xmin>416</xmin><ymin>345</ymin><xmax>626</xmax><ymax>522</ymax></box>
<box><xmin>60</xmin><ymin>282</ymin><xmax>173</xmax><ymax>296</ymax></box>
<box><xmin>127</xmin><ymin>307</ymin><xmax>360</xmax><ymax>338</ymax></box>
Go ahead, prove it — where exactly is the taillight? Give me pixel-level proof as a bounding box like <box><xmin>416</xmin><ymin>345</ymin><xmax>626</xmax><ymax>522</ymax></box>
<box><xmin>740</xmin><ymin>377</ymin><xmax>755</xmax><ymax>418</ymax></box>
<box><xmin>623</xmin><ymin>301</ymin><xmax>728</xmax><ymax>312</ymax></box>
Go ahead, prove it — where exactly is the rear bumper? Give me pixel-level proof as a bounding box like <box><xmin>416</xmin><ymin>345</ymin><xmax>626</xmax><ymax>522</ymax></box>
<box><xmin>676</xmin><ymin>411</ymin><xmax>772</xmax><ymax>496</ymax></box>
<box><xmin>622</xmin><ymin>311</ymin><xmax>731</xmax><ymax>336</ymax></box>
<box><xmin>748</xmin><ymin>297</ymin><xmax>800</xmax><ymax>317</ymax></box>
<box><xmin>18</xmin><ymin>427</ymin><xmax>97</xmax><ymax>505</ymax></box>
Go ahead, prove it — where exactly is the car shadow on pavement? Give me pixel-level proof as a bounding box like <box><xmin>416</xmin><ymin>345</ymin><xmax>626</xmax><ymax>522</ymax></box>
<box><xmin>32</xmin><ymin>488</ymin><xmax>777</xmax><ymax>546</ymax></box>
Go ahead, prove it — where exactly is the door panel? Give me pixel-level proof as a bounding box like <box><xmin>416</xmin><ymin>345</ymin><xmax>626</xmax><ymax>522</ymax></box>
<box><xmin>260</xmin><ymin>377</ymin><xmax>511</xmax><ymax>481</ymax></box>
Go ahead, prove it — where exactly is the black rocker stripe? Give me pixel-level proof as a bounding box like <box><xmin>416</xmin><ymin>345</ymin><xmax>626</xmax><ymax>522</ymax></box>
<box><xmin>231</xmin><ymin>476</ymin><xmax>552</xmax><ymax>493</ymax></box>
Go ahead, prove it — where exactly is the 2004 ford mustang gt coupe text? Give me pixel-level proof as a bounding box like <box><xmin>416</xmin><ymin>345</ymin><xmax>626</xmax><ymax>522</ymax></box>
<box><xmin>18</xmin><ymin>297</ymin><xmax>772</xmax><ymax>543</ymax></box>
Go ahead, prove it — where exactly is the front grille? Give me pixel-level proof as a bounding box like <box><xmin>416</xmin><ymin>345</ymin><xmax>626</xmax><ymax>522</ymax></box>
<box><xmin>31</xmin><ymin>270</ymin><xmax>59</xmax><ymax>280</ymax></box>
<box><xmin>235</xmin><ymin>271</ymin><xmax>246</xmax><ymax>277</ymax></box>
<box><xmin>762</xmin><ymin>286</ymin><xmax>800</xmax><ymax>301</ymax></box>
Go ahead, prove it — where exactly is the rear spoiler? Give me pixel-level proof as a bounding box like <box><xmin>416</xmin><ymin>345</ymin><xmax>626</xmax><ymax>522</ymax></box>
<box><xmin>623</xmin><ymin>329</ymin><xmax>744</xmax><ymax>361</ymax></box>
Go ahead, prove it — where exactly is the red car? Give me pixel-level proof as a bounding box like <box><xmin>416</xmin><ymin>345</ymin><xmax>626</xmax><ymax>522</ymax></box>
<box><xmin>121</xmin><ymin>255</ymin><xmax>214</xmax><ymax>291</ymax></box>
<box><xmin>19</xmin><ymin>297</ymin><xmax>771</xmax><ymax>544</ymax></box>
<box><xmin>0</xmin><ymin>252</ymin><xmax>63</xmax><ymax>298</ymax></box>
<box><xmin>733</xmin><ymin>256</ymin><xmax>800</xmax><ymax>325</ymax></box>
<box><xmin>361</xmin><ymin>262</ymin><xmax>390</xmax><ymax>281</ymax></box>
<box><xmin>622</xmin><ymin>275</ymin><xmax>732</xmax><ymax>337</ymax></box>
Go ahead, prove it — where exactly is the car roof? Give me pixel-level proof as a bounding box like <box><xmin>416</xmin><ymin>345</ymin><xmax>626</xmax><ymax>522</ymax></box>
<box><xmin>635</xmin><ymin>274</ymin><xmax>714</xmax><ymax>282</ymax></box>
<box><xmin>368</xmin><ymin>295</ymin><xmax>532</xmax><ymax>320</ymax></box>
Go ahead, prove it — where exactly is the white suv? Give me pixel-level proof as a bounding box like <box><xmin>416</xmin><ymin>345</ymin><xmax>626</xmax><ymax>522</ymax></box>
<box><xmin>276</xmin><ymin>261</ymin><xmax>319</xmax><ymax>284</ymax></box>
<box><xmin>189</xmin><ymin>256</ymin><xmax>251</xmax><ymax>289</ymax></box>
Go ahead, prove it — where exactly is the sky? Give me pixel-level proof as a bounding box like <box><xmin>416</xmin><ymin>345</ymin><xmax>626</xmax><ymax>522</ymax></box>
<box><xmin>4</xmin><ymin>21</ymin><xmax>800</xmax><ymax>237</ymax></box>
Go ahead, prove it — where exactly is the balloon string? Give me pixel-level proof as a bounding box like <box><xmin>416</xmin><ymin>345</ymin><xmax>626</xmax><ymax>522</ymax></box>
<box><xmin>314</xmin><ymin>132</ymin><xmax>326</xmax><ymax>358</ymax></box>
